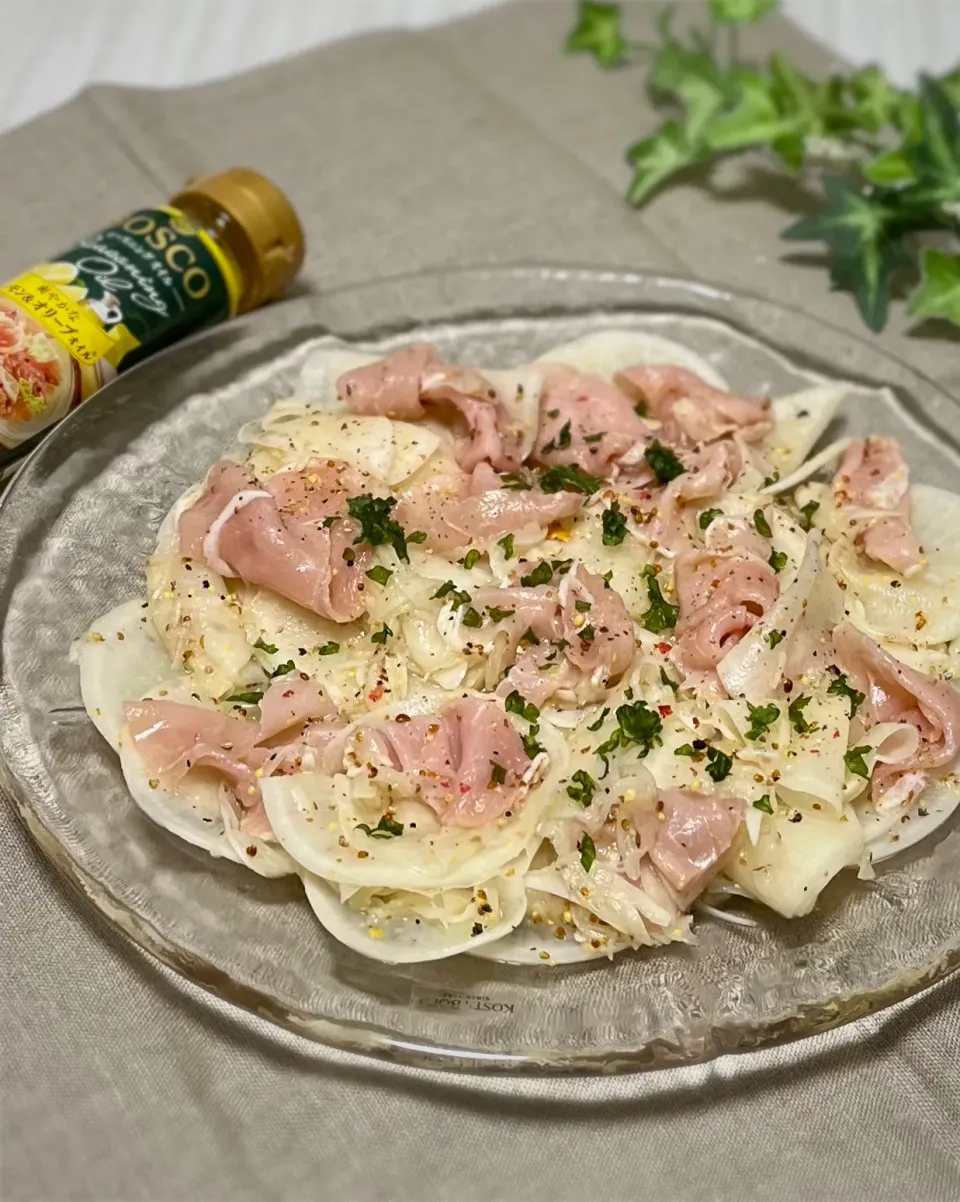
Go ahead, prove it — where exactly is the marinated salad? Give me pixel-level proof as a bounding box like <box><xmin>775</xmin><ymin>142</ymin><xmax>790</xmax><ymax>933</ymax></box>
<box><xmin>73</xmin><ymin>329</ymin><xmax>960</xmax><ymax>964</ymax></box>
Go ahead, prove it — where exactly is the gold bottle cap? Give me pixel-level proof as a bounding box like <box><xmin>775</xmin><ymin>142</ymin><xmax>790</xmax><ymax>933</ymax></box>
<box><xmin>171</xmin><ymin>167</ymin><xmax>305</xmax><ymax>313</ymax></box>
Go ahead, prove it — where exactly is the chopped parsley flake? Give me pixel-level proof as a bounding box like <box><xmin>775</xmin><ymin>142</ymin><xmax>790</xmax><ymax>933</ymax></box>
<box><xmin>269</xmin><ymin>660</ymin><xmax>296</xmax><ymax>678</ymax></box>
<box><xmin>461</xmin><ymin>607</ymin><xmax>483</xmax><ymax>628</ymax></box>
<box><xmin>575</xmin><ymin>599</ymin><xmax>592</xmax><ymax>613</ymax></box>
<box><xmin>371</xmin><ymin>623</ymin><xmax>393</xmax><ymax>645</ymax></box>
<box><xmin>584</xmin><ymin>432</ymin><xmax>604</xmax><ymax>444</ymax></box>
<box><xmin>365</xmin><ymin>565</ymin><xmax>393</xmax><ymax>586</ymax></box>
<box><xmin>347</xmin><ymin>494</ymin><xmax>410</xmax><ymax>562</ymax></box>
<box><xmin>595</xmin><ymin>701</ymin><xmax>663</xmax><ymax>768</ymax></box>
<box><xmin>705</xmin><ymin>746</ymin><xmax>733</xmax><ymax>782</ymax></box>
<box><xmin>519</xmin><ymin>627</ymin><xmax>540</xmax><ymax>645</ymax></box>
<box><xmin>538</xmin><ymin>464</ymin><xmax>605</xmax><ymax>495</ymax></box>
<box><xmin>798</xmin><ymin>500</ymin><xmax>820</xmax><ymax>531</ymax></box>
<box><xmin>500</xmin><ymin>473</ymin><xmax>531</xmax><ymax>491</ymax></box>
<box><xmin>505</xmin><ymin>691</ymin><xmax>540</xmax><ymax>722</ymax></box>
<box><xmin>497</xmin><ymin>533</ymin><xmax>515</xmax><ymax>559</ymax></box>
<box><xmin>828</xmin><ymin>672</ymin><xmax>865</xmax><ymax>718</ymax></box>
<box><xmin>644</xmin><ymin>440</ymin><xmax>685</xmax><ymax>484</ymax></box>
<box><xmin>753</xmin><ymin>508</ymin><xmax>773</xmax><ymax>538</ymax></box>
<box><xmin>407</xmin><ymin>530</ymin><xmax>428</xmax><ymax>543</ymax></box>
<box><xmin>521</xmin><ymin>561</ymin><xmax>553</xmax><ymax>588</ymax></box>
<box><xmin>579</xmin><ymin>624</ymin><xmax>596</xmax><ymax>645</ymax></box>
<box><xmin>586</xmin><ymin>707</ymin><xmax>609</xmax><ymax>732</ymax></box>
<box><xmin>768</xmin><ymin>548</ymin><xmax>788</xmax><ymax>573</ymax></box>
<box><xmin>602</xmin><ymin>500</ymin><xmax>628</xmax><ymax>546</ymax></box>
<box><xmin>521</xmin><ymin>725</ymin><xmax>545</xmax><ymax>758</ymax></box>
<box><xmin>486</xmin><ymin>605</ymin><xmax>515</xmax><ymax>622</ymax></box>
<box><xmin>461</xmin><ymin>549</ymin><xmax>481</xmax><ymax>570</ymax></box>
<box><xmin>640</xmin><ymin>565</ymin><xmax>679</xmax><ymax>633</ymax></box>
<box><xmin>844</xmin><ymin>745</ymin><xmax>871</xmax><ymax>779</ymax></box>
<box><xmin>316</xmin><ymin>641</ymin><xmax>340</xmax><ymax>656</ymax></box>
<box><xmin>788</xmin><ymin>694</ymin><xmax>816</xmax><ymax>734</ymax></box>
<box><xmin>488</xmin><ymin>761</ymin><xmax>507</xmax><ymax>787</ymax></box>
<box><xmin>541</xmin><ymin>420</ymin><xmax>572</xmax><ymax>455</ymax></box>
<box><xmin>567</xmin><ymin>769</ymin><xmax>597</xmax><ymax>807</ymax></box>
<box><xmin>744</xmin><ymin>701</ymin><xmax>780</xmax><ymax>741</ymax></box>
<box><xmin>355</xmin><ymin>815</ymin><xmax>403</xmax><ymax>839</ymax></box>
<box><xmin>253</xmin><ymin>637</ymin><xmax>278</xmax><ymax>654</ymax></box>
<box><xmin>579</xmin><ymin>832</ymin><xmax>597</xmax><ymax>873</ymax></box>
<box><xmin>226</xmin><ymin>688</ymin><xmax>264</xmax><ymax>706</ymax></box>
<box><xmin>753</xmin><ymin>794</ymin><xmax>774</xmax><ymax>814</ymax></box>
<box><xmin>768</xmin><ymin>629</ymin><xmax>786</xmax><ymax>648</ymax></box>
<box><xmin>698</xmin><ymin>507</ymin><xmax>722</xmax><ymax>530</ymax></box>
<box><xmin>660</xmin><ymin>667</ymin><xmax>679</xmax><ymax>694</ymax></box>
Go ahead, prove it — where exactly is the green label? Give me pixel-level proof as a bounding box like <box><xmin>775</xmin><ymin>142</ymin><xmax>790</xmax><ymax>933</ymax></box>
<box><xmin>52</xmin><ymin>206</ymin><xmax>234</xmax><ymax>371</ymax></box>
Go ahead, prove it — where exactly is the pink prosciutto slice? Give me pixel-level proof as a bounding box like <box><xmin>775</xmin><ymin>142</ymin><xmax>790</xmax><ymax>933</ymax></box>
<box><xmin>614</xmin><ymin>365</ymin><xmax>771</xmax><ymax>445</ymax></box>
<box><xmin>178</xmin><ymin>459</ymin><xmax>373</xmax><ymax>621</ymax></box>
<box><xmin>648</xmin><ymin>789</ymin><xmax>744</xmax><ymax>899</ymax></box>
<box><xmin>124</xmin><ymin>677</ymin><xmax>338</xmax><ymax>829</ymax></box>
<box><xmin>832</xmin><ymin>438</ymin><xmax>923</xmax><ymax>575</ymax></box>
<box><xmin>475</xmin><ymin>565</ymin><xmax>635</xmax><ymax>688</ymax></box>
<box><xmin>650</xmin><ymin>439</ymin><xmax>742</xmax><ymax>554</ymax></box>
<box><xmin>125</xmin><ymin>700</ymin><xmax>267</xmax><ymax>802</ymax></box>
<box><xmin>395</xmin><ymin>471</ymin><xmax>583</xmax><ymax>554</ymax></box>
<box><xmin>533</xmin><ymin>364</ymin><xmax>649</xmax><ymax>474</ymax></box>
<box><xmin>832</xmin><ymin>622</ymin><xmax>960</xmax><ymax>803</ymax></box>
<box><xmin>343</xmin><ymin>696</ymin><xmax>533</xmax><ymax>827</ymax></box>
<box><xmin>337</xmin><ymin>345</ymin><xmax>523</xmax><ymax>472</ymax></box>
<box><xmin>674</xmin><ymin>550</ymin><xmax>779</xmax><ymax>673</ymax></box>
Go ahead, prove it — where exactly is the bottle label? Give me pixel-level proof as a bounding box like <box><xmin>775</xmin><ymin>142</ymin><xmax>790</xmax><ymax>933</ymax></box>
<box><xmin>0</xmin><ymin>205</ymin><xmax>241</xmax><ymax>449</ymax></box>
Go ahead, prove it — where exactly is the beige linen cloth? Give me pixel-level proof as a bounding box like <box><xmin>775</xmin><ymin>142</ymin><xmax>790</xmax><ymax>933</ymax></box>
<box><xmin>2</xmin><ymin>4</ymin><xmax>959</xmax><ymax>1200</ymax></box>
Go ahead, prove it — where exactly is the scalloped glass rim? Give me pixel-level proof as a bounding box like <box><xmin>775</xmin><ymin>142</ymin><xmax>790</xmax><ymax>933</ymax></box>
<box><xmin>2</xmin><ymin>265</ymin><xmax>960</xmax><ymax>1076</ymax></box>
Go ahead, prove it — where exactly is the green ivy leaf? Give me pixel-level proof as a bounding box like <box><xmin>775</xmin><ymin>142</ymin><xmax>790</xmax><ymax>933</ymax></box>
<box><xmin>627</xmin><ymin>122</ymin><xmax>702</xmax><ymax>205</ymax></box>
<box><xmin>904</xmin><ymin>74</ymin><xmax>960</xmax><ymax>206</ymax></box>
<box><xmin>941</xmin><ymin>68</ymin><xmax>960</xmax><ymax>110</ymax></box>
<box><xmin>907</xmin><ymin>249</ymin><xmax>960</xmax><ymax>325</ymax></box>
<box><xmin>708</xmin><ymin>0</ymin><xmax>777</xmax><ymax>25</ymax></box>
<box><xmin>863</xmin><ymin>147</ymin><xmax>917</xmax><ymax>187</ymax></box>
<box><xmin>783</xmin><ymin>176</ymin><xmax>911</xmax><ymax>330</ymax></box>
<box><xmin>848</xmin><ymin>65</ymin><xmax>901</xmax><ymax>133</ymax></box>
<box><xmin>704</xmin><ymin>69</ymin><xmax>798</xmax><ymax>152</ymax></box>
<box><xmin>566</xmin><ymin>0</ymin><xmax>628</xmax><ymax>68</ymax></box>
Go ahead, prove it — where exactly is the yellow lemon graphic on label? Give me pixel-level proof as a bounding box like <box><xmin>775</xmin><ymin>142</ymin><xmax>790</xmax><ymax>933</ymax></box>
<box><xmin>33</xmin><ymin>261</ymin><xmax>79</xmax><ymax>285</ymax></box>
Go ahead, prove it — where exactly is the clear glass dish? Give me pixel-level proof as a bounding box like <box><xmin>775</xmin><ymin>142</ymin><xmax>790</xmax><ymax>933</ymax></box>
<box><xmin>2</xmin><ymin>266</ymin><xmax>959</xmax><ymax>1075</ymax></box>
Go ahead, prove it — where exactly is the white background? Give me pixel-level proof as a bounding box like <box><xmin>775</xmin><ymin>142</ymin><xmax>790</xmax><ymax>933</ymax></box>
<box><xmin>0</xmin><ymin>0</ymin><xmax>958</xmax><ymax>138</ymax></box>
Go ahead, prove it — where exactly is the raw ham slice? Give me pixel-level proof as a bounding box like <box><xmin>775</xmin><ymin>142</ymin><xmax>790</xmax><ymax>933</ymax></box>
<box><xmin>395</xmin><ymin>472</ymin><xmax>582</xmax><ymax>554</ymax></box>
<box><xmin>832</xmin><ymin>622</ymin><xmax>960</xmax><ymax>802</ymax></box>
<box><xmin>475</xmin><ymin>565</ymin><xmax>635</xmax><ymax>688</ymax></box>
<box><xmin>257</xmin><ymin>674</ymin><xmax>337</xmax><ymax>742</ymax></box>
<box><xmin>178</xmin><ymin>459</ymin><xmax>372</xmax><ymax>622</ymax></box>
<box><xmin>648</xmin><ymin>789</ymin><xmax>744</xmax><ymax>899</ymax></box>
<box><xmin>674</xmin><ymin>550</ymin><xmax>779</xmax><ymax>673</ymax></box>
<box><xmin>335</xmin><ymin>342</ymin><xmax>433</xmax><ymax>419</ymax></box>
<box><xmin>832</xmin><ymin>438</ymin><xmax>922</xmax><ymax>575</ymax></box>
<box><xmin>651</xmin><ymin>440</ymin><xmax>742</xmax><ymax>554</ymax></box>
<box><xmin>336</xmin><ymin>345</ymin><xmax>525</xmax><ymax>472</ymax></box>
<box><xmin>124</xmin><ymin>701</ymin><xmax>267</xmax><ymax>805</ymax></box>
<box><xmin>125</xmin><ymin>677</ymin><xmax>338</xmax><ymax>812</ymax></box>
<box><xmin>533</xmin><ymin>364</ymin><xmax>649</xmax><ymax>474</ymax></box>
<box><xmin>342</xmin><ymin>697</ymin><xmax>533</xmax><ymax>827</ymax></box>
<box><xmin>614</xmin><ymin>365</ymin><xmax>771</xmax><ymax>445</ymax></box>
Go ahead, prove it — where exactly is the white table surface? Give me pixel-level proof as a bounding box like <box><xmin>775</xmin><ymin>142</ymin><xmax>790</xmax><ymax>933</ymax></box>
<box><xmin>1</xmin><ymin>0</ymin><xmax>957</xmax><ymax>139</ymax></box>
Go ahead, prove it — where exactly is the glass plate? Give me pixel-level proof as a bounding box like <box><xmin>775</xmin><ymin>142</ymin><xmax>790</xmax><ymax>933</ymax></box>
<box><xmin>2</xmin><ymin>266</ymin><xmax>959</xmax><ymax>1075</ymax></box>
